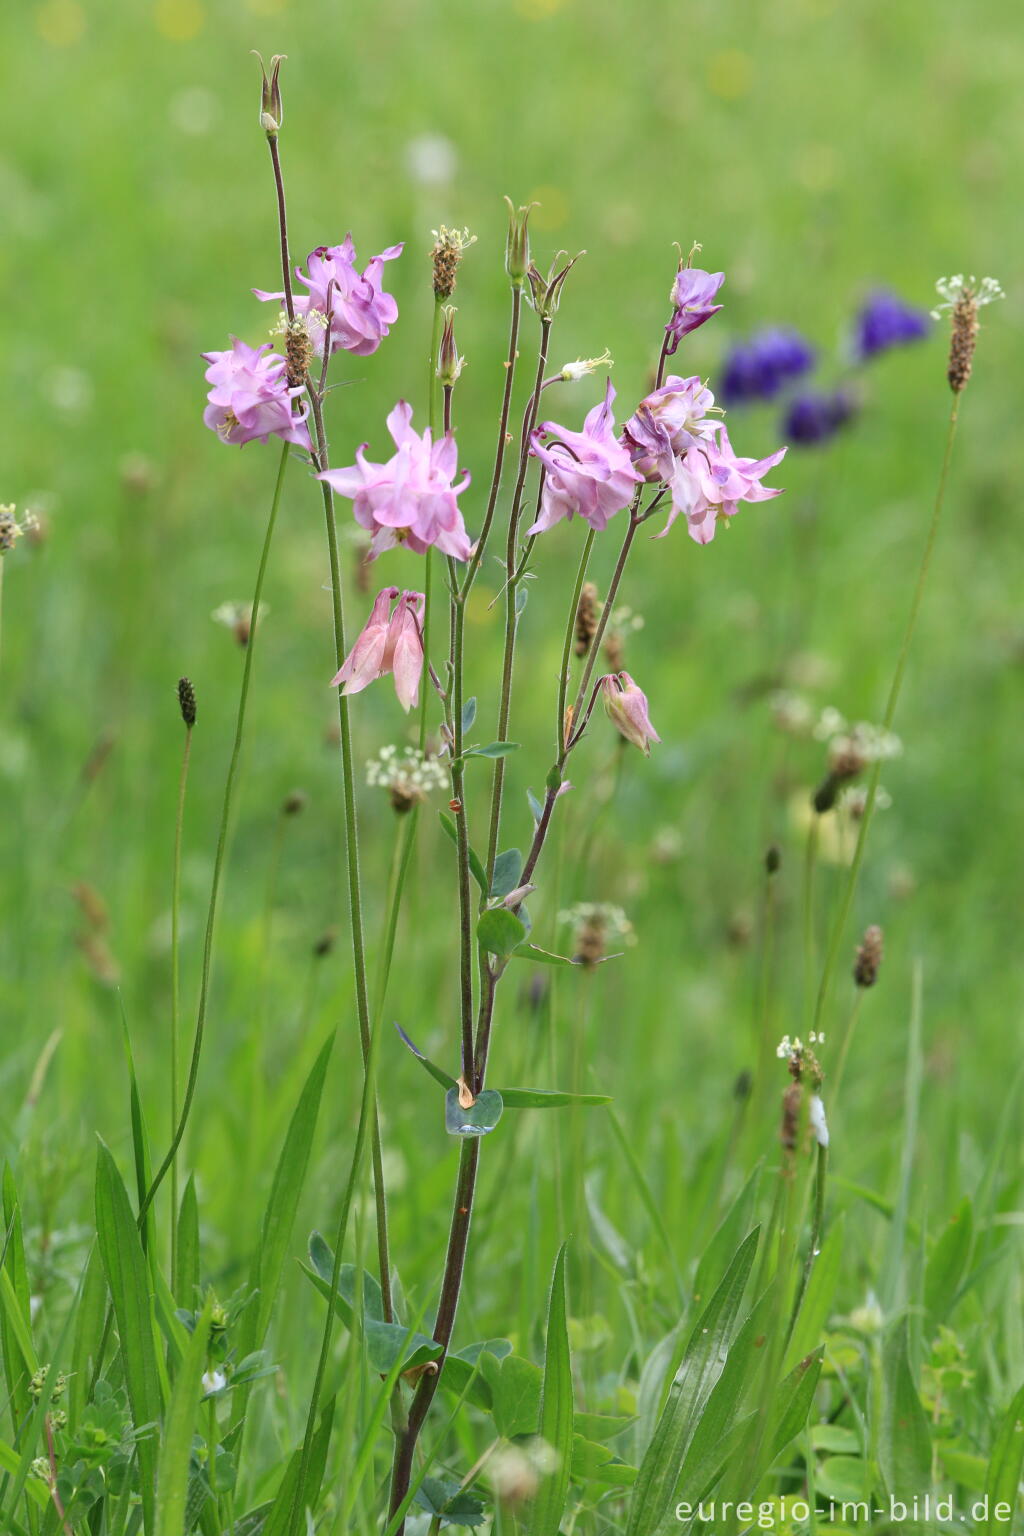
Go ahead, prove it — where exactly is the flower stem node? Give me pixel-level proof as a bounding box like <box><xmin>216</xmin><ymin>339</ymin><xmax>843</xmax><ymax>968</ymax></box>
<box><xmin>252</xmin><ymin>51</ymin><xmax>285</xmax><ymax>137</ymax></box>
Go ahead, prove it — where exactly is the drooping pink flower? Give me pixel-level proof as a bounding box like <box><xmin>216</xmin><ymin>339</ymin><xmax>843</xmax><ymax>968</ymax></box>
<box><xmin>202</xmin><ymin>337</ymin><xmax>311</xmax><ymax>449</ymax></box>
<box><xmin>622</xmin><ymin>374</ymin><xmax>718</xmax><ymax>482</ymax></box>
<box><xmin>526</xmin><ymin>381</ymin><xmax>642</xmax><ymax>535</ymax></box>
<box><xmin>662</xmin><ymin>425</ymin><xmax>786</xmax><ymax>544</ymax></box>
<box><xmin>664</xmin><ymin>267</ymin><xmax>725</xmax><ymax>354</ymax></box>
<box><xmin>600</xmin><ymin>672</ymin><xmax>661</xmax><ymax>755</ymax></box>
<box><xmin>318</xmin><ymin>403</ymin><xmax>472</xmax><ymax>561</ymax></box>
<box><xmin>330</xmin><ymin>586</ymin><xmax>426</xmax><ymax>712</ymax></box>
<box><xmin>255</xmin><ymin>235</ymin><xmax>403</xmax><ymax>358</ymax></box>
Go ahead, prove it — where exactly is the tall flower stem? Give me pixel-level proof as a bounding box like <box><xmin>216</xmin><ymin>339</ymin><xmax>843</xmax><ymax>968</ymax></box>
<box><xmin>308</xmin><ymin>386</ymin><xmax>394</xmax><ymax>1323</ymax></box>
<box><xmin>482</xmin><ymin>317</ymin><xmax>552</xmax><ymax>884</ymax></box>
<box><xmin>556</xmin><ymin>529</ymin><xmax>597</xmax><ymax>755</ymax></box>
<box><xmin>460</xmin><ymin>286</ymin><xmax>523</xmax><ymax>600</ymax></box>
<box><xmin>140</xmin><ymin>441</ymin><xmax>290</xmax><ymax>1223</ymax></box>
<box><xmin>810</xmin><ymin>400</ymin><xmax>960</xmax><ymax>1041</ymax></box>
<box><xmin>169</xmin><ymin>716</ymin><xmax>193</xmax><ymax>1278</ymax></box>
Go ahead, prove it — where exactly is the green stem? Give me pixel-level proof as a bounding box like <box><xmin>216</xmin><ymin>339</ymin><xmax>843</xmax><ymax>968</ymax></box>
<box><xmin>169</xmin><ymin>723</ymin><xmax>193</xmax><ymax>1282</ymax></box>
<box><xmin>811</xmin><ymin>399</ymin><xmax>960</xmax><ymax>1040</ymax></box>
<box><xmin>556</xmin><ymin>528</ymin><xmax>597</xmax><ymax>757</ymax></box>
<box><xmin>460</xmin><ymin>285</ymin><xmax>523</xmax><ymax>601</ymax></box>
<box><xmin>139</xmin><ymin>440</ymin><xmax>290</xmax><ymax>1224</ymax></box>
<box><xmin>448</xmin><ymin>563</ymin><xmax>476</xmax><ymax>1080</ymax></box>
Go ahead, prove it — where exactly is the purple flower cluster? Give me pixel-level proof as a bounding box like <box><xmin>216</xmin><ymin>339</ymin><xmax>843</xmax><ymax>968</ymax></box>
<box><xmin>255</xmin><ymin>235</ymin><xmax>403</xmax><ymax>358</ymax></box>
<box><xmin>853</xmin><ymin>289</ymin><xmax>930</xmax><ymax>361</ymax></box>
<box><xmin>782</xmin><ymin>389</ymin><xmax>858</xmax><ymax>446</ymax></box>
<box><xmin>202</xmin><ymin>338</ymin><xmax>312</xmax><ymax>449</ymax></box>
<box><xmin>720</xmin><ymin>329</ymin><xmax>815</xmax><ymax>404</ymax></box>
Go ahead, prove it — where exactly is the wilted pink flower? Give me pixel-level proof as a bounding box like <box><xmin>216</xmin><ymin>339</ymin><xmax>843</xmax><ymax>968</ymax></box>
<box><xmin>662</xmin><ymin>425</ymin><xmax>786</xmax><ymax>545</ymax></box>
<box><xmin>622</xmin><ymin>374</ymin><xmax>718</xmax><ymax>482</ymax></box>
<box><xmin>527</xmin><ymin>382</ymin><xmax>642</xmax><ymax>535</ymax></box>
<box><xmin>330</xmin><ymin>586</ymin><xmax>425</xmax><ymax>712</ymax></box>
<box><xmin>255</xmin><ymin>235</ymin><xmax>402</xmax><ymax>358</ymax></box>
<box><xmin>318</xmin><ymin>402</ymin><xmax>472</xmax><ymax>561</ymax></box>
<box><xmin>665</xmin><ymin>267</ymin><xmax>725</xmax><ymax>354</ymax></box>
<box><xmin>601</xmin><ymin>672</ymin><xmax>661</xmax><ymax>755</ymax></box>
<box><xmin>202</xmin><ymin>337</ymin><xmax>311</xmax><ymax>449</ymax></box>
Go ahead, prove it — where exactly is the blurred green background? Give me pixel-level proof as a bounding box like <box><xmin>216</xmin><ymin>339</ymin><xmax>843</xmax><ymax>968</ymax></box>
<box><xmin>1</xmin><ymin>0</ymin><xmax>1020</xmax><ymax>1429</ymax></box>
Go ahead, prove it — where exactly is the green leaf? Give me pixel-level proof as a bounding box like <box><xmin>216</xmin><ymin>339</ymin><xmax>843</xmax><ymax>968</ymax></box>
<box><xmin>438</xmin><ymin>1340</ymin><xmax>513</xmax><ymax>1407</ymax></box>
<box><xmin>156</xmin><ymin>1297</ymin><xmax>213</xmax><ymax>1536</ymax></box>
<box><xmin>461</xmin><ymin>696</ymin><xmax>477</xmax><ymax>733</ymax></box>
<box><xmin>248</xmin><ymin>1036</ymin><xmax>333</xmax><ymax>1352</ymax></box>
<box><xmin>174</xmin><ymin>1175</ymin><xmax>199</xmax><ymax>1307</ymax></box>
<box><xmin>694</xmin><ymin>1164</ymin><xmax>761</xmax><ymax>1309</ymax></box>
<box><xmin>1</xmin><ymin>1168</ymin><xmax>33</xmax><ymax>1427</ymax></box>
<box><xmin>571</xmin><ymin>1436</ymin><xmax>638</xmax><ymax>1487</ymax></box>
<box><xmin>261</xmin><ymin>1396</ymin><xmax>335</xmax><ymax>1536</ymax></box>
<box><xmin>817</xmin><ymin>1456</ymin><xmax>873</xmax><ymax>1503</ymax></box>
<box><xmin>981</xmin><ymin>1381</ymin><xmax>1024</xmax><ymax>1536</ymax></box>
<box><xmin>811</xmin><ymin>1424</ymin><xmax>861</xmax><ymax>1455</ymax></box>
<box><xmin>490</xmin><ymin>848</ymin><xmax>523</xmax><ymax>899</ymax></box>
<box><xmin>508</xmin><ymin>943</ymin><xmax>578</xmax><ymax>966</ymax></box>
<box><xmin>785</xmin><ymin>1210</ymin><xmax>844</xmax><ymax>1372</ymax></box>
<box><xmin>468</xmin><ymin>741</ymin><xmax>520</xmax><ymax>759</ymax></box>
<box><xmin>498</xmin><ymin>1087</ymin><xmax>612</xmax><ymax>1109</ymax></box>
<box><xmin>445</xmin><ymin>1087</ymin><xmax>503</xmax><ymax>1137</ymax></box>
<box><xmin>395</xmin><ymin>1024</ymin><xmax>457</xmax><ymax>1089</ymax></box>
<box><xmin>69</xmin><ymin>1242</ymin><xmax>108</xmax><ymax>1429</ymax></box>
<box><xmin>879</xmin><ymin>1320</ymin><xmax>932</xmax><ymax>1516</ymax></box>
<box><xmin>531</xmin><ymin>1243</ymin><xmax>574</xmax><ymax>1536</ymax></box>
<box><xmin>302</xmin><ymin>1235</ymin><xmax>443</xmax><ymax>1376</ymax></box>
<box><xmin>763</xmin><ymin>1347</ymin><xmax>824</xmax><ymax>1466</ymax></box>
<box><xmin>438</xmin><ymin>811</ymin><xmax>488</xmax><ymax>893</ymax></box>
<box><xmin>575</xmin><ymin>1412</ymin><xmax>634</xmax><ymax>1443</ymax></box>
<box><xmin>484</xmin><ymin>1354</ymin><xmax>542</xmax><ymax>1439</ymax></box>
<box><xmin>627</xmin><ymin>1228</ymin><xmax>759</xmax><ymax>1536</ymax></box>
<box><xmin>938</xmin><ymin>1446</ymin><xmax>988</xmax><ymax>1494</ymax></box>
<box><xmin>924</xmin><ymin>1197</ymin><xmax>973</xmax><ymax>1324</ymax></box>
<box><xmin>95</xmin><ymin>1139</ymin><xmax>163</xmax><ymax>1535</ymax></box>
<box><xmin>477</xmin><ymin>907</ymin><xmax>527</xmax><ymax>958</ymax></box>
<box><xmin>414</xmin><ymin>1476</ymin><xmax>487</xmax><ymax>1529</ymax></box>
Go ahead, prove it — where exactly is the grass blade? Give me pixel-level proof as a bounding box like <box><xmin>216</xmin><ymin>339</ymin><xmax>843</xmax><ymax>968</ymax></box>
<box><xmin>530</xmin><ymin>1242</ymin><xmax>574</xmax><ymax>1535</ymax></box>
<box><xmin>155</xmin><ymin>1296</ymin><xmax>213</xmax><ymax>1536</ymax></box>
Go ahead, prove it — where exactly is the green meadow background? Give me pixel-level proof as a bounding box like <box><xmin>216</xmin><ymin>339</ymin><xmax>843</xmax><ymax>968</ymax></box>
<box><xmin>1</xmin><ymin>0</ymin><xmax>1021</xmax><ymax>1511</ymax></box>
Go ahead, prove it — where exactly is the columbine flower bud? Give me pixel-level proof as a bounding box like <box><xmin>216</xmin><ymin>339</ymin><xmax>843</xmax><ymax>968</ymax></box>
<box><xmin>559</xmin><ymin>349</ymin><xmax>613</xmax><ymax>383</ymax></box>
<box><xmin>600</xmin><ymin>671</ymin><xmax>661</xmax><ymax>756</ymax></box>
<box><xmin>526</xmin><ymin>252</ymin><xmax>583</xmax><ymax>320</ymax></box>
<box><xmin>253</xmin><ymin>51</ymin><xmax>284</xmax><ymax>137</ymax></box>
<box><xmin>932</xmin><ymin>276</ymin><xmax>1003</xmax><ymax>394</ymax></box>
<box><xmin>504</xmin><ymin>198</ymin><xmax>534</xmax><ymax>286</ymax></box>
<box><xmin>436</xmin><ymin>306</ymin><xmax>464</xmax><ymax>386</ymax></box>
<box><xmin>431</xmin><ymin>226</ymin><xmax>476</xmax><ymax>301</ymax></box>
<box><xmin>177</xmin><ymin>677</ymin><xmax>197</xmax><ymax>728</ymax></box>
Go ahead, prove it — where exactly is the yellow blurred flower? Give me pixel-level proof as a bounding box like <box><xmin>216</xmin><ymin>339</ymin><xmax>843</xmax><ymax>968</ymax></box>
<box><xmin>707</xmin><ymin>50</ymin><xmax>752</xmax><ymax>100</ymax></box>
<box><xmin>36</xmin><ymin>0</ymin><xmax>85</xmax><ymax>46</ymax></box>
<box><xmin>153</xmin><ymin>0</ymin><xmax>205</xmax><ymax>41</ymax></box>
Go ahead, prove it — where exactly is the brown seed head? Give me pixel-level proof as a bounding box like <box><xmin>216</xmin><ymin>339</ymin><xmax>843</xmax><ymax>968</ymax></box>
<box><xmin>430</xmin><ymin>226</ymin><xmax>476</xmax><ymax>301</ymax></box>
<box><xmin>854</xmin><ymin>924</ymin><xmax>884</xmax><ymax>988</ymax></box>
<box><xmin>574</xmin><ymin>582</ymin><xmax>600</xmax><ymax>658</ymax></box>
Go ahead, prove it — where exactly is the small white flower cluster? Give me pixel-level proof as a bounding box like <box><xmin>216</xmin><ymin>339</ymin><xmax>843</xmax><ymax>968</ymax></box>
<box><xmin>558</xmin><ymin>901</ymin><xmax>636</xmax><ymax>943</ymax></box>
<box><xmin>770</xmin><ymin>689</ymin><xmax>815</xmax><ymax>736</ymax></box>
<box><xmin>775</xmin><ymin>1031</ymin><xmax>825</xmax><ymax>1059</ymax></box>
<box><xmin>270</xmin><ymin>307</ymin><xmax>327</xmax><ymax>338</ymax></box>
<box><xmin>838</xmin><ymin>784</ymin><xmax>892</xmax><ymax>817</ymax></box>
<box><xmin>559</xmin><ymin>348</ymin><xmax>613</xmax><ymax>382</ymax></box>
<box><xmin>932</xmin><ymin>274</ymin><xmax>1004</xmax><ymax>318</ymax></box>
<box><xmin>813</xmin><ymin>708</ymin><xmax>902</xmax><ymax>763</ymax></box>
<box><xmin>431</xmin><ymin>224</ymin><xmax>477</xmax><ymax>255</ymax></box>
<box><xmin>608</xmin><ymin>604</ymin><xmax>645</xmax><ymax>635</ymax></box>
<box><xmin>212</xmin><ymin>600</ymin><xmax>269</xmax><ymax>630</ymax></box>
<box><xmin>365</xmin><ymin>745</ymin><xmax>447</xmax><ymax>797</ymax></box>
<box><xmin>0</xmin><ymin>504</ymin><xmax>39</xmax><ymax>554</ymax></box>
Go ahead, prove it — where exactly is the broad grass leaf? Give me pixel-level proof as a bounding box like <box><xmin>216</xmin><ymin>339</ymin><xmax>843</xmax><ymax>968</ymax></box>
<box><xmin>95</xmin><ymin>1138</ymin><xmax>163</xmax><ymax>1535</ymax></box>
<box><xmin>879</xmin><ymin>1320</ymin><xmax>932</xmax><ymax>1520</ymax></box>
<box><xmin>785</xmin><ymin>1211</ymin><xmax>845</xmax><ymax>1373</ymax></box>
<box><xmin>693</xmin><ymin>1165</ymin><xmax>761</xmax><ymax>1308</ymax></box>
<box><xmin>530</xmin><ymin>1242</ymin><xmax>574</xmax><ymax>1536</ymax></box>
<box><xmin>626</xmin><ymin>1227</ymin><xmax>759</xmax><ymax>1536</ymax></box>
<box><xmin>924</xmin><ymin>1197</ymin><xmax>973</xmax><ymax>1324</ymax></box>
<box><xmin>155</xmin><ymin>1296</ymin><xmax>213</xmax><ymax>1536</ymax></box>
<box><xmin>175</xmin><ymin>1174</ymin><xmax>200</xmax><ymax>1306</ymax></box>
<box><xmin>261</xmin><ymin>1396</ymin><xmax>335</xmax><ymax>1536</ymax></box>
<box><xmin>981</xmin><ymin>1381</ymin><xmax>1024</xmax><ymax>1536</ymax></box>
<box><xmin>498</xmin><ymin>1088</ymin><xmax>612</xmax><ymax>1109</ymax></box>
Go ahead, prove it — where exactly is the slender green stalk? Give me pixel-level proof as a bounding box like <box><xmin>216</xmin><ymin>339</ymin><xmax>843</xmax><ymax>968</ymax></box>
<box><xmin>831</xmin><ymin>989</ymin><xmax>865</xmax><ymax>1105</ymax></box>
<box><xmin>448</xmin><ymin>560</ymin><xmax>476</xmax><ymax>1080</ymax></box>
<box><xmin>789</xmin><ymin>1140</ymin><xmax>828</xmax><ymax>1333</ymax></box>
<box><xmin>418</xmin><ymin>297</ymin><xmax>445</xmax><ymax>754</ymax></box>
<box><xmin>460</xmin><ymin>285</ymin><xmax>523</xmax><ymax>600</ymax></box>
<box><xmin>802</xmin><ymin>813</ymin><xmax>819</xmax><ymax>1024</ymax></box>
<box><xmin>556</xmin><ymin>528</ymin><xmax>597</xmax><ymax>756</ymax></box>
<box><xmin>139</xmin><ymin>440</ymin><xmax>290</xmax><ymax>1224</ymax></box>
<box><xmin>169</xmin><ymin>720</ymin><xmax>193</xmax><ymax>1281</ymax></box>
<box><xmin>810</xmin><ymin>400</ymin><xmax>960</xmax><ymax>1039</ymax></box>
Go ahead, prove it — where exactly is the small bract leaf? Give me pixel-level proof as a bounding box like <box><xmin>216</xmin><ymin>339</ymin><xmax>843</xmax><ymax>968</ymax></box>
<box><xmin>477</xmin><ymin>907</ymin><xmax>526</xmax><ymax>958</ymax></box>
<box><xmin>461</xmin><ymin>696</ymin><xmax>477</xmax><ymax>733</ymax></box>
<box><xmin>490</xmin><ymin>848</ymin><xmax>523</xmax><ymax>900</ymax></box>
<box><xmin>445</xmin><ymin>1087</ymin><xmax>503</xmax><ymax>1137</ymax></box>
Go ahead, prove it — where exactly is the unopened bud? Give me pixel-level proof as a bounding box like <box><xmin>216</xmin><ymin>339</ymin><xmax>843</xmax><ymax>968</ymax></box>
<box><xmin>436</xmin><ymin>306</ymin><xmax>464</xmax><ymax>387</ymax></box>
<box><xmin>253</xmin><ymin>51</ymin><xmax>285</xmax><ymax>137</ymax></box>
<box><xmin>504</xmin><ymin>198</ymin><xmax>534</xmax><ymax>286</ymax></box>
<box><xmin>526</xmin><ymin>252</ymin><xmax>584</xmax><ymax>321</ymax></box>
<box><xmin>559</xmin><ymin>349</ymin><xmax>613</xmax><ymax>383</ymax></box>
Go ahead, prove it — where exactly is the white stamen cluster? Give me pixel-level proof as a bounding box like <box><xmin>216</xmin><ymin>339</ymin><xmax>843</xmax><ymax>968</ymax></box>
<box><xmin>0</xmin><ymin>504</ymin><xmax>39</xmax><ymax>553</ymax></box>
<box><xmin>431</xmin><ymin>225</ymin><xmax>477</xmax><ymax>255</ymax></box>
<box><xmin>557</xmin><ymin>901</ymin><xmax>635</xmax><ymax>943</ymax></box>
<box><xmin>931</xmin><ymin>275</ymin><xmax>1004</xmax><ymax>318</ymax></box>
<box><xmin>212</xmin><ymin>600</ymin><xmax>268</xmax><ymax>629</ymax></box>
<box><xmin>813</xmin><ymin>708</ymin><xmax>902</xmax><ymax>763</ymax></box>
<box><xmin>559</xmin><ymin>349</ymin><xmax>613</xmax><ymax>382</ymax></box>
<box><xmin>838</xmin><ymin>784</ymin><xmax>892</xmax><ymax>817</ymax></box>
<box><xmin>365</xmin><ymin>745</ymin><xmax>447</xmax><ymax>797</ymax></box>
<box><xmin>775</xmin><ymin>1030</ymin><xmax>825</xmax><ymax>1059</ymax></box>
<box><xmin>770</xmin><ymin>689</ymin><xmax>815</xmax><ymax>736</ymax></box>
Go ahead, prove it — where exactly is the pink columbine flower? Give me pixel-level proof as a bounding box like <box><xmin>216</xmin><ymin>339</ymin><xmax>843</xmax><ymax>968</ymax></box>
<box><xmin>664</xmin><ymin>267</ymin><xmax>725</xmax><ymax>354</ymax></box>
<box><xmin>330</xmin><ymin>586</ymin><xmax>426</xmax><ymax>712</ymax></box>
<box><xmin>622</xmin><ymin>375</ymin><xmax>718</xmax><ymax>482</ymax></box>
<box><xmin>202</xmin><ymin>337</ymin><xmax>311</xmax><ymax>449</ymax></box>
<box><xmin>662</xmin><ymin>425</ymin><xmax>787</xmax><ymax>545</ymax></box>
<box><xmin>318</xmin><ymin>402</ymin><xmax>472</xmax><ymax>561</ymax></box>
<box><xmin>255</xmin><ymin>235</ymin><xmax>403</xmax><ymax>358</ymax></box>
<box><xmin>600</xmin><ymin>672</ymin><xmax>661</xmax><ymax>755</ymax></box>
<box><xmin>526</xmin><ymin>381</ymin><xmax>642</xmax><ymax>535</ymax></box>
